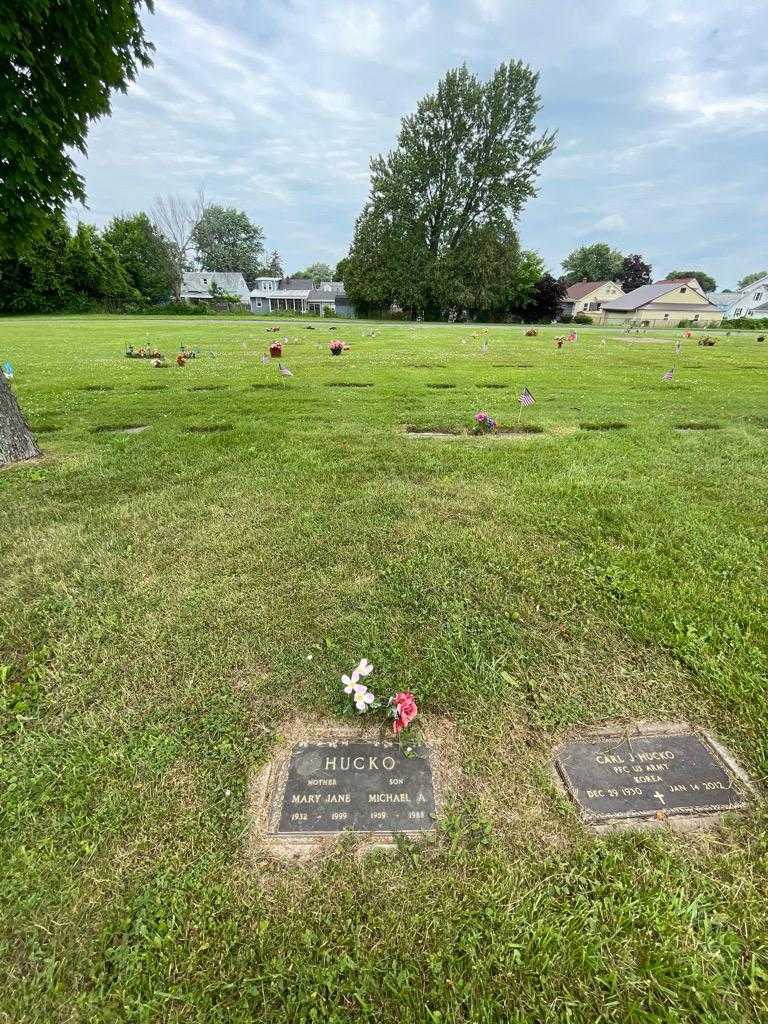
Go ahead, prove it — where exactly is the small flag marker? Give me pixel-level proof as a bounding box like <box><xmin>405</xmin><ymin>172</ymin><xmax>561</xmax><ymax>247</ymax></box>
<box><xmin>519</xmin><ymin>387</ymin><xmax>535</xmax><ymax>407</ymax></box>
<box><xmin>278</xmin><ymin>363</ymin><xmax>294</xmax><ymax>378</ymax></box>
<box><xmin>662</xmin><ymin>368</ymin><xmax>674</xmax><ymax>382</ymax></box>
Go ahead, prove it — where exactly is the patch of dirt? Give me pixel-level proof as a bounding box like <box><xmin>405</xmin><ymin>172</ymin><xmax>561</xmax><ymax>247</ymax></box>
<box><xmin>497</xmin><ymin>425</ymin><xmax>545</xmax><ymax>435</ymax></box>
<box><xmin>190</xmin><ymin>385</ymin><xmax>227</xmax><ymax>392</ymax></box>
<box><xmin>325</xmin><ymin>382</ymin><xmax>374</xmax><ymax>388</ymax></box>
<box><xmin>407</xmin><ymin>363</ymin><xmax>447</xmax><ymax>369</ymax></box>
<box><xmin>90</xmin><ymin>423</ymin><xmax>149</xmax><ymax>434</ymax></box>
<box><xmin>426</xmin><ymin>383</ymin><xmax>456</xmax><ymax>390</ymax></box>
<box><xmin>251</xmin><ymin>383</ymin><xmax>281</xmax><ymax>390</ymax></box>
<box><xmin>30</xmin><ymin>425</ymin><xmax>61</xmax><ymax>434</ymax></box>
<box><xmin>137</xmin><ymin>385</ymin><xmax>168</xmax><ymax>392</ymax></box>
<box><xmin>580</xmin><ymin>422</ymin><xmax>628</xmax><ymax>431</ymax></box>
<box><xmin>79</xmin><ymin>385</ymin><xmax>113</xmax><ymax>392</ymax></box>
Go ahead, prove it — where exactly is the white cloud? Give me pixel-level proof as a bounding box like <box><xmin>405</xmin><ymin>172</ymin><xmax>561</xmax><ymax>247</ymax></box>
<box><xmin>590</xmin><ymin>214</ymin><xmax>626</xmax><ymax>231</ymax></box>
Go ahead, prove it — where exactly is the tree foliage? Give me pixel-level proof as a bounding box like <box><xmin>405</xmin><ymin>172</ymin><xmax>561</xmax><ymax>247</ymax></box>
<box><xmin>192</xmin><ymin>205</ymin><xmax>265</xmax><ymax>287</ymax></box>
<box><xmin>102</xmin><ymin>213</ymin><xmax>174</xmax><ymax>303</ymax></box>
<box><xmin>293</xmin><ymin>262</ymin><xmax>334</xmax><ymax>286</ymax></box>
<box><xmin>527</xmin><ymin>272</ymin><xmax>567</xmax><ymax>322</ymax></box>
<box><xmin>562</xmin><ymin>243</ymin><xmax>624</xmax><ymax>286</ymax></box>
<box><xmin>617</xmin><ymin>253</ymin><xmax>652</xmax><ymax>292</ymax></box>
<box><xmin>343</xmin><ymin>62</ymin><xmax>555</xmax><ymax>318</ymax></box>
<box><xmin>737</xmin><ymin>271</ymin><xmax>767</xmax><ymax>290</ymax></box>
<box><xmin>665</xmin><ymin>270</ymin><xmax>716</xmax><ymax>293</ymax></box>
<box><xmin>265</xmin><ymin>250</ymin><xmax>283</xmax><ymax>277</ymax></box>
<box><xmin>0</xmin><ymin>1</ymin><xmax>154</xmax><ymax>256</ymax></box>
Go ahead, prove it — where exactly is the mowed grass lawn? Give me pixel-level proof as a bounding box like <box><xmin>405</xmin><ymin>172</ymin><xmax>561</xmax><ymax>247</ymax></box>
<box><xmin>1</xmin><ymin>315</ymin><xmax>767</xmax><ymax>1023</ymax></box>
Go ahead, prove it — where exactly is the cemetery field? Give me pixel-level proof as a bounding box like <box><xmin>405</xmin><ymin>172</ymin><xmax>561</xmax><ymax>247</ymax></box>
<box><xmin>2</xmin><ymin>315</ymin><xmax>768</xmax><ymax>1023</ymax></box>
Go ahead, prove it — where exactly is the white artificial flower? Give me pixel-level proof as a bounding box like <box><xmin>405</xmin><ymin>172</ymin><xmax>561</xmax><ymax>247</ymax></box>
<box><xmin>355</xmin><ymin>658</ymin><xmax>373</xmax><ymax>678</ymax></box>
<box><xmin>342</xmin><ymin>670</ymin><xmax>361</xmax><ymax>694</ymax></box>
<box><xmin>354</xmin><ymin>685</ymin><xmax>375</xmax><ymax>712</ymax></box>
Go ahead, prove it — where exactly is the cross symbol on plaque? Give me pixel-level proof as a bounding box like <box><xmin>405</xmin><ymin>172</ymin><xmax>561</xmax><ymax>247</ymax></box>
<box><xmin>653</xmin><ymin>791</ymin><xmax>666</xmax><ymax>805</ymax></box>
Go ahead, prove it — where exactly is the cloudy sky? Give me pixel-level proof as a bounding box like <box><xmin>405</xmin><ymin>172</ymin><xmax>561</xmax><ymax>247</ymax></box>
<box><xmin>75</xmin><ymin>0</ymin><xmax>768</xmax><ymax>289</ymax></box>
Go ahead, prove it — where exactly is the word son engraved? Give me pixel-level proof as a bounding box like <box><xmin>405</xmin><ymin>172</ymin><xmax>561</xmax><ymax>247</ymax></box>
<box><xmin>275</xmin><ymin>742</ymin><xmax>437</xmax><ymax>834</ymax></box>
<box><xmin>555</xmin><ymin>732</ymin><xmax>748</xmax><ymax>823</ymax></box>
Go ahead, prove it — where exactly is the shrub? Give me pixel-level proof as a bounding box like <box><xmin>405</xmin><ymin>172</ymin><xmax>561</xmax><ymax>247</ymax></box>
<box><xmin>573</xmin><ymin>313</ymin><xmax>593</xmax><ymax>324</ymax></box>
<box><xmin>323</xmin><ymin>305</ymin><xmax>335</xmax><ymax>318</ymax></box>
<box><xmin>558</xmin><ymin>313</ymin><xmax>573</xmax><ymax>323</ymax></box>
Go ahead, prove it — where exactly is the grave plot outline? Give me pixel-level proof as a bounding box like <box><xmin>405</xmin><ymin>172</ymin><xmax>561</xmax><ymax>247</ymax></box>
<box><xmin>263</xmin><ymin>738</ymin><xmax>440</xmax><ymax>839</ymax></box>
<box><xmin>554</xmin><ymin>727</ymin><xmax>751</xmax><ymax>825</ymax></box>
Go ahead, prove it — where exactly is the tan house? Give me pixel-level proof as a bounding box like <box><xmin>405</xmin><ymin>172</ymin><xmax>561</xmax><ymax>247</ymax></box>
<box><xmin>561</xmin><ymin>280</ymin><xmax>623</xmax><ymax>323</ymax></box>
<box><xmin>601</xmin><ymin>278</ymin><xmax>723</xmax><ymax>327</ymax></box>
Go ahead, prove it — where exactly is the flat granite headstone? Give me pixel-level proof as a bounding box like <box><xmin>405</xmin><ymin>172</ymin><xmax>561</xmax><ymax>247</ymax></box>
<box><xmin>270</xmin><ymin>741</ymin><xmax>437</xmax><ymax>835</ymax></box>
<box><xmin>555</xmin><ymin>731</ymin><xmax>749</xmax><ymax>824</ymax></box>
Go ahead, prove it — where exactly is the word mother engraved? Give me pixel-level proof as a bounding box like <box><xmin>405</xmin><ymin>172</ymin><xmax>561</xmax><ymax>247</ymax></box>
<box><xmin>555</xmin><ymin>731</ymin><xmax>748</xmax><ymax>824</ymax></box>
<box><xmin>274</xmin><ymin>741</ymin><xmax>437</xmax><ymax>834</ymax></box>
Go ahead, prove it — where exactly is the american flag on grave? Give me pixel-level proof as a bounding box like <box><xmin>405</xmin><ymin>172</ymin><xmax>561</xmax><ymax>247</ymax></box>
<box><xmin>278</xmin><ymin>363</ymin><xmax>294</xmax><ymax>377</ymax></box>
<box><xmin>519</xmin><ymin>387</ymin><xmax>535</xmax><ymax>406</ymax></box>
<box><xmin>662</xmin><ymin>368</ymin><xmax>674</xmax><ymax>382</ymax></box>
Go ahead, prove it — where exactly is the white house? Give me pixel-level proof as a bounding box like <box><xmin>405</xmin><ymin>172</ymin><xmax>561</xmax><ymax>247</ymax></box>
<box><xmin>708</xmin><ymin>274</ymin><xmax>768</xmax><ymax>319</ymax></box>
<box><xmin>180</xmin><ymin>272</ymin><xmax>250</xmax><ymax>307</ymax></box>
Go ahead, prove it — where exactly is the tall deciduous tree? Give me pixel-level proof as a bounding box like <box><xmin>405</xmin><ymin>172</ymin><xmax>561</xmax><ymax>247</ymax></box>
<box><xmin>65</xmin><ymin>223</ymin><xmax>136</xmax><ymax>307</ymax></box>
<box><xmin>1</xmin><ymin>373</ymin><xmax>40</xmax><ymax>466</ymax></box>
<box><xmin>0</xmin><ymin>1</ymin><xmax>154</xmax><ymax>256</ymax></box>
<box><xmin>736</xmin><ymin>271</ymin><xmax>766</xmax><ymax>290</ymax></box>
<box><xmin>102</xmin><ymin>213</ymin><xmax>174</xmax><ymax>303</ymax></box>
<box><xmin>152</xmin><ymin>189</ymin><xmax>209</xmax><ymax>299</ymax></box>
<box><xmin>343</xmin><ymin>62</ymin><xmax>556</xmax><ymax>318</ymax></box>
<box><xmin>192</xmin><ymin>205</ymin><xmax>265</xmax><ymax>288</ymax></box>
<box><xmin>665</xmin><ymin>270</ymin><xmax>716</xmax><ymax>292</ymax></box>
<box><xmin>562</xmin><ymin>243</ymin><xmax>624</xmax><ymax>286</ymax></box>
<box><xmin>617</xmin><ymin>253</ymin><xmax>652</xmax><ymax>292</ymax></box>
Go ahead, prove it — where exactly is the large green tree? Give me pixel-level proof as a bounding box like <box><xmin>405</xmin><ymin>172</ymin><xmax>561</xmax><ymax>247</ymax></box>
<box><xmin>665</xmin><ymin>269</ymin><xmax>716</xmax><ymax>292</ymax></box>
<box><xmin>737</xmin><ymin>271</ymin><xmax>767</xmax><ymax>290</ymax></box>
<box><xmin>192</xmin><ymin>205</ymin><xmax>265</xmax><ymax>287</ymax></box>
<box><xmin>0</xmin><ymin>1</ymin><xmax>154</xmax><ymax>256</ymax></box>
<box><xmin>65</xmin><ymin>222</ymin><xmax>136</xmax><ymax>307</ymax></box>
<box><xmin>562</xmin><ymin>243</ymin><xmax>624</xmax><ymax>286</ymax></box>
<box><xmin>343</xmin><ymin>62</ymin><xmax>556</xmax><ymax>318</ymax></box>
<box><xmin>0</xmin><ymin>214</ymin><xmax>72</xmax><ymax>313</ymax></box>
<box><xmin>102</xmin><ymin>213</ymin><xmax>174</xmax><ymax>303</ymax></box>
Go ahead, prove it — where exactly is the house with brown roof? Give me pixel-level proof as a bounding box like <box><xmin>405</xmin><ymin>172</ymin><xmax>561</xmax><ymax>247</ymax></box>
<box><xmin>601</xmin><ymin>278</ymin><xmax>723</xmax><ymax>327</ymax></box>
<box><xmin>561</xmin><ymin>280</ymin><xmax>623</xmax><ymax>323</ymax></box>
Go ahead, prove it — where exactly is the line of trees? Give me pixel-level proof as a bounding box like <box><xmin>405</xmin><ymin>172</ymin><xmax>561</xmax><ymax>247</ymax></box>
<box><xmin>0</xmin><ymin>198</ymin><xmax>282</xmax><ymax>315</ymax></box>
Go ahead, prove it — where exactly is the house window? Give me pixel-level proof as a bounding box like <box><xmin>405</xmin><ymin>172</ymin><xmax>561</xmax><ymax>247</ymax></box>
<box><xmin>735</xmin><ymin>308</ymin><xmax>743</xmax><ymax>316</ymax></box>
<box><xmin>679</xmin><ymin>287</ymin><xmax>687</xmax><ymax>293</ymax></box>
<box><xmin>754</xmin><ymin>291</ymin><xmax>763</xmax><ymax>302</ymax></box>
<box><xmin>693</xmin><ymin>314</ymin><xmax>699</xmax><ymax>321</ymax></box>
<box><xmin>582</xmin><ymin>302</ymin><xmax>588</xmax><ymax>309</ymax></box>
<box><xmin>255</xmin><ymin>300</ymin><xmax>262</xmax><ymax>307</ymax></box>
<box><xmin>663</xmin><ymin>313</ymin><xmax>669</xmax><ymax>320</ymax></box>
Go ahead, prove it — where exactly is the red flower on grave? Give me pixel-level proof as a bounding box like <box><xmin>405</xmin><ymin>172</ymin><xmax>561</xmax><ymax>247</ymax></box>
<box><xmin>391</xmin><ymin>692</ymin><xmax>418</xmax><ymax>734</ymax></box>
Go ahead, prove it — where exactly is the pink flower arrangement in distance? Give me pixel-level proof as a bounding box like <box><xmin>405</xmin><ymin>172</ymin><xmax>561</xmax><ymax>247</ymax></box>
<box><xmin>472</xmin><ymin>411</ymin><xmax>497</xmax><ymax>434</ymax></box>
<box><xmin>390</xmin><ymin>692</ymin><xmax>418</xmax><ymax>735</ymax></box>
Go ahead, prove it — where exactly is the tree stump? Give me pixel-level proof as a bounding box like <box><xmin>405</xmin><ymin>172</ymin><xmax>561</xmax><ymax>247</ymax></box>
<box><xmin>0</xmin><ymin>372</ymin><xmax>41</xmax><ymax>466</ymax></box>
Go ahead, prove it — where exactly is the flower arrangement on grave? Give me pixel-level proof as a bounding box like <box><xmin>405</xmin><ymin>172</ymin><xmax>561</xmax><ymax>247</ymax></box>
<box><xmin>269</xmin><ymin>341</ymin><xmax>283</xmax><ymax>358</ymax></box>
<box><xmin>525</xmin><ymin>328</ymin><xmax>538</xmax><ymax>337</ymax></box>
<box><xmin>472</xmin><ymin>410</ymin><xmax>497</xmax><ymax>434</ymax></box>
<box><xmin>341</xmin><ymin>659</ymin><xmax>419</xmax><ymax>736</ymax></box>
<box><xmin>329</xmin><ymin>339</ymin><xmax>344</xmax><ymax>356</ymax></box>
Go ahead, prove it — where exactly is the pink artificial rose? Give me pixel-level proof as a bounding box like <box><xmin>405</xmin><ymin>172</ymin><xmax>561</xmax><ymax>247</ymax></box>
<box><xmin>392</xmin><ymin>691</ymin><xmax>418</xmax><ymax>735</ymax></box>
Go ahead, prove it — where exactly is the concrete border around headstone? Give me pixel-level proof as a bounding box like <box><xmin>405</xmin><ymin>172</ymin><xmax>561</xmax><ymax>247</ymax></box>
<box><xmin>552</xmin><ymin>720</ymin><xmax>757</xmax><ymax>834</ymax></box>
<box><xmin>247</xmin><ymin>716</ymin><xmax>456</xmax><ymax>862</ymax></box>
